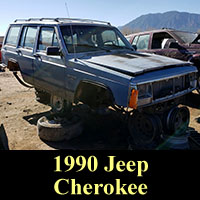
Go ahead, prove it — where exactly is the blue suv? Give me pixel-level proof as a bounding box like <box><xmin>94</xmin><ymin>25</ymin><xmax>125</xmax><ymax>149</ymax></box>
<box><xmin>0</xmin><ymin>18</ymin><xmax>198</xmax><ymax>147</ymax></box>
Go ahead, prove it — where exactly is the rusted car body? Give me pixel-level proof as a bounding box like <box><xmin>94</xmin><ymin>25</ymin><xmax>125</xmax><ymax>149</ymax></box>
<box><xmin>126</xmin><ymin>28</ymin><xmax>200</xmax><ymax>73</ymax></box>
<box><xmin>126</xmin><ymin>29</ymin><xmax>200</xmax><ymax>92</ymax></box>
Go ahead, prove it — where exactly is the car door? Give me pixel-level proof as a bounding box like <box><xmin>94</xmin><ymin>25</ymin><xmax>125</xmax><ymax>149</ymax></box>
<box><xmin>16</xmin><ymin>26</ymin><xmax>38</xmax><ymax>85</ymax></box>
<box><xmin>148</xmin><ymin>32</ymin><xmax>184</xmax><ymax>60</ymax></box>
<box><xmin>33</xmin><ymin>26</ymin><xmax>66</xmax><ymax>97</ymax></box>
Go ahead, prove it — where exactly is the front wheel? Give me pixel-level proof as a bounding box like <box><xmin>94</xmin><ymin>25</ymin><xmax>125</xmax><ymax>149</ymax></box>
<box><xmin>128</xmin><ymin>111</ymin><xmax>162</xmax><ymax>149</ymax></box>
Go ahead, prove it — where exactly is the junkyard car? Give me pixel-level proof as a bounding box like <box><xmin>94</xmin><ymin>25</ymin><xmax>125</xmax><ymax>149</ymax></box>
<box><xmin>126</xmin><ymin>29</ymin><xmax>200</xmax><ymax>92</ymax></box>
<box><xmin>0</xmin><ymin>19</ymin><xmax>198</xmax><ymax>148</ymax></box>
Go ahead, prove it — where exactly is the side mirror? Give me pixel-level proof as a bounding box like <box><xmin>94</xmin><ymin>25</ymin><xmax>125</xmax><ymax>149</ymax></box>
<box><xmin>46</xmin><ymin>46</ymin><xmax>60</xmax><ymax>56</ymax></box>
<box><xmin>132</xmin><ymin>44</ymin><xmax>137</xmax><ymax>51</ymax></box>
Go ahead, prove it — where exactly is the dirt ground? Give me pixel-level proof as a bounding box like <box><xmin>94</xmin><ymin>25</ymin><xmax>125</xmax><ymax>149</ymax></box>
<box><xmin>0</xmin><ymin>70</ymin><xmax>200</xmax><ymax>150</ymax></box>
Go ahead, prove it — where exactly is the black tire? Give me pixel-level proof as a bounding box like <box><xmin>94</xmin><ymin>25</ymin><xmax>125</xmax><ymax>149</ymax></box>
<box><xmin>128</xmin><ymin>111</ymin><xmax>162</xmax><ymax>149</ymax></box>
<box><xmin>37</xmin><ymin>116</ymin><xmax>83</xmax><ymax>142</ymax></box>
<box><xmin>166</xmin><ymin>106</ymin><xmax>190</xmax><ymax>136</ymax></box>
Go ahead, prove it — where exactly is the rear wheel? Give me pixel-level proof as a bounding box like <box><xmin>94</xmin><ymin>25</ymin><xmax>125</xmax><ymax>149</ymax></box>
<box><xmin>50</xmin><ymin>95</ymin><xmax>65</xmax><ymax>113</ymax></box>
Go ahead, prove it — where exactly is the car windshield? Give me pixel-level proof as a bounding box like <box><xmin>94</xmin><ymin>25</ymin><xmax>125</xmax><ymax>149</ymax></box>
<box><xmin>173</xmin><ymin>31</ymin><xmax>199</xmax><ymax>43</ymax></box>
<box><xmin>60</xmin><ymin>25</ymin><xmax>132</xmax><ymax>53</ymax></box>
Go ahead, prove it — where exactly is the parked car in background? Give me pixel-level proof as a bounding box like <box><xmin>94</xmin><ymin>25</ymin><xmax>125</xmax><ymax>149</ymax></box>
<box><xmin>126</xmin><ymin>29</ymin><xmax>200</xmax><ymax>92</ymax></box>
<box><xmin>0</xmin><ymin>19</ymin><xmax>198</xmax><ymax>148</ymax></box>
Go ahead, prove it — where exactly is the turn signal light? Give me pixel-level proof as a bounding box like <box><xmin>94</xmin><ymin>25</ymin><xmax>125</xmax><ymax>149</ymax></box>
<box><xmin>129</xmin><ymin>89</ymin><xmax>138</xmax><ymax>109</ymax></box>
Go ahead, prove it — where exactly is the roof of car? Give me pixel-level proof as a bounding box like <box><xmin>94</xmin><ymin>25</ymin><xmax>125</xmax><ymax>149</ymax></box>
<box><xmin>13</xmin><ymin>18</ymin><xmax>112</xmax><ymax>26</ymax></box>
<box><xmin>127</xmin><ymin>28</ymin><xmax>194</xmax><ymax>37</ymax></box>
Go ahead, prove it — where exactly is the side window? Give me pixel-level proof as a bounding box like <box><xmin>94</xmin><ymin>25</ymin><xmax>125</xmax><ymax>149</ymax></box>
<box><xmin>152</xmin><ymin>32</ymin><xmax>173</xmax><ymax>49</ymax></box>
<box><xmin>38</xmin><ymin>27</ymin><xmax>58</xmax><ymax>51</ymax></box>
<box><xmin>136</xmin><ymin>34</ymin><xmax>150</xmax><ymax>50</ymax></box>
<box><xmin>5</xmin><ymin>26</ymin><xmax>21</xmax><ymax>46</ymax></box>
<box><xmin>20</xmin><ymin>26</ymin><xmax>38</xmax><ymax>49</ymax></box>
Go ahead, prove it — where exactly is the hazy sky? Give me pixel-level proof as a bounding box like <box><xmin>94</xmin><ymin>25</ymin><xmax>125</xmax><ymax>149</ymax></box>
<box><xmin>0</xmin><ymin>0</ymin><xmax>200</xmax><ymax>35</ymax></box>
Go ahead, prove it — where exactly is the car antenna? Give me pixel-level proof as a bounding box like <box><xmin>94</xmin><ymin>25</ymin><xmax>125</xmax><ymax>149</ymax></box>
<box><xmin>65</xmin><ymin>2</ymin><xmax>77</xmax><ymax>61</ymax></box>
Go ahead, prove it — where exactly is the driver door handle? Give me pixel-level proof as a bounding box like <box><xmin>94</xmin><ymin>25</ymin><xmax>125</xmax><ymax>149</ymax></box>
<box><xmin>33</xmin><ymin>54</ymin><xmax>42</xmax><ymax>60</ymax></box>
<box><xmin>16</xmin><ymin>49</ymin><xmax>22</xmax><ymax>54</ymax></box>
<box><xmin>33</xmin><ymin>54</ymin><xmax>41</xmax><ymax>58</ymax></box>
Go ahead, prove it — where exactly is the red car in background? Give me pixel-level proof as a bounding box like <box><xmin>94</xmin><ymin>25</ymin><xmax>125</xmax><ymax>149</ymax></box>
<box><xmin>126</xmin><ymin>29</ymin><xmax>200</xmax><ymax>92</ymax></box>
<box><xmin>126</xmin><ymin>29</ymin><xmax>200</xmax><ymax>65</ymax></box>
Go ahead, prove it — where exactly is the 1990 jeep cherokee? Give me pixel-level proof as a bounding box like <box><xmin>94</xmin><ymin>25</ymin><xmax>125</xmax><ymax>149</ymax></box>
<box><xmin>0</xmin><ymin>18</ymin><xmax>198</xmax><ymax>147</ymax></box>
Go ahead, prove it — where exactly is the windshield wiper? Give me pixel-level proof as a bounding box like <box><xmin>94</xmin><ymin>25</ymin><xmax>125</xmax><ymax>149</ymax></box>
<box><xmin>121</xmin><ymin>46</ymin><xmax>134</xmax><ymax>51</ymax></box>
<box><xmin>105</xmin><ymin>43</ymin><xmax>134</xmax><ymax>51</ymax></box>
<box><xmin>76</xmin><ymin>44</ymin><xmax>111</xmax><ymax>52</ymax></box>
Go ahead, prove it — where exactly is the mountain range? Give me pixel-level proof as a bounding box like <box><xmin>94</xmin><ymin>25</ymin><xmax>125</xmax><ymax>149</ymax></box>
<box><xmin>120</xmin><ymin>11</ymin><xmax>200</xmax><ymax>34</ymax></box>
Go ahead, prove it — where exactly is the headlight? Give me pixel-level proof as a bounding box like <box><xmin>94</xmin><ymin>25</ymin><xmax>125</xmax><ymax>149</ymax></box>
<box><xmin>138</xmin><ymin>83</ymin><xmax>152</xmax><ymax>98</ymax></box>
<box><xmin>137</xmin><ymin>83</ymin><xmax>153</xmax><ymax>107</ymax></box>
<box><xmin>128</xmin><ymin>83</ymin><xmax>153</xmax><ymax>109</ymax></box>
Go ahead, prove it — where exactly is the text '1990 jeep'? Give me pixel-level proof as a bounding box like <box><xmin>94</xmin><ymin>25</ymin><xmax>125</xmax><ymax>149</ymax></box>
<box><xmin>0</xmin><ymin>18</ymin><xmax>198</xmax><ymax>148</ymax></box>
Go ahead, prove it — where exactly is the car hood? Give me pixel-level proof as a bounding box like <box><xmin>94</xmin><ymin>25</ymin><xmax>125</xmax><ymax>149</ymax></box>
<box><xmin>180</xmin><ymin>43</ymin><xmax>200</xmax><ymax>53</ymax></box>
<box><xmin>78</xmin><ymin>52</ymin><xmax>189</xmax><ymax>76</ymax></box>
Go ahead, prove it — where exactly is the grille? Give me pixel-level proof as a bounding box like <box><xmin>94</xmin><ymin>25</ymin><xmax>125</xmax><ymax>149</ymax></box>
<box><xmin>153</xmin><ymin>74</ymin><xmax>191</xmax><ymax>100</ymax></box>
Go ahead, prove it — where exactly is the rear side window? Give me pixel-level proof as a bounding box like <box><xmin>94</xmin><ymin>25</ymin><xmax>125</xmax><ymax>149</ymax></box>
<box><xmin>152</xmin><ymin>32</ymin><xmax>173</xmax><ymax>49</ymax></box>
<box><xmin>5</xmin><ymin>26</ymin><xmax>21</xmax><ymax>46</ymax></box>
<box><xmin>37</xmin><ymin>27</ymin><xmax>58</xmax><ymax>51</ymax></box>
<box><xmin>20</xmin><ymin>26</ymin><xmax>38</xmax><ymax>49</ymax></box>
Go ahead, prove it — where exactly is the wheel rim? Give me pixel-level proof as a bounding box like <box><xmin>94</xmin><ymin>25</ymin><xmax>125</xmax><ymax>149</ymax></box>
<box><xmin>129</xmin><ymin>112</ymin><xmax>162</xmax><ymax>146</ymax></box>
<box><xmin>167</xmin><ymin>107</ymin><xmax>190</xmax><ymax>135</ymax></box>
<box><xmin>51</xmin><ymin>96</ymin><xmax>64</xmax><ymax>112</ymax></box>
